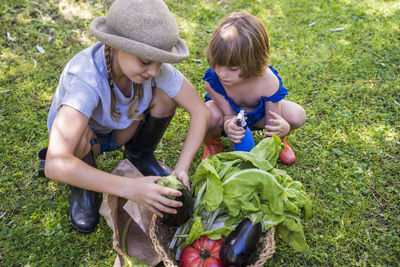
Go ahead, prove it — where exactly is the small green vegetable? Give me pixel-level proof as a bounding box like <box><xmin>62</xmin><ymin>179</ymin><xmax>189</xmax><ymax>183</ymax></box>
<box><xmin>157</xmin><ymin>175</ymin><xmax>194</xmax><ymax>227</ymax></box>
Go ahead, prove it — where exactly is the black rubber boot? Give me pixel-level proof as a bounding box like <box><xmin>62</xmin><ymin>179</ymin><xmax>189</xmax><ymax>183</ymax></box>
<box><xmin>69</xmin><ymin>152</ymin><xmax>100</xmax><ymax>233</ymax></box>
<box><xmin>37</xmin><ymin>148</ymin><xmax>100</xmax><ymax>233</ymax></box>
<box><xmin>38</xmin><ymin>147</ymin><xmax>47</xmax><ymax>178</ymax></box>
<box><xmin>125</xmin><ymin>112</ymin><xmax>173</xmax><ymax>176</ymax></box>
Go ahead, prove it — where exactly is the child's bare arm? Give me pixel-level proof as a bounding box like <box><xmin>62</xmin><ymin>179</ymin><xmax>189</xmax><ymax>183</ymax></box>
<box><xmin>45</xmin><ymin>105</ymin><xmax>182</xmax><ymax>216</ymax></box>
<box><xmin>205</xmin><ymin>82</ymin><xmax>236</xmax><ymax>121</ymax></box>
<box><xmin>172</xmin><ymin>78</ymin><xmax>211</xmax><ymax>187</ymax></box>
<box><xmin>264</xmin><ymin>101</ymin><xmax>290</xmax><ymax>137</ymax></box>
<box><xmin>205</xmin><ymin>82</ymin><xmax>244</xmax><ymax>142</ymax></box>
<box><xmin>265</xmin><ymin>100</ymin><xmax>281</xmax><ymax>125</ymax></box>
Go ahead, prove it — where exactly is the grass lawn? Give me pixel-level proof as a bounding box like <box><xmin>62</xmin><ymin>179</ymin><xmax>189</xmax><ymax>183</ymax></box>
<box><xmin>0</xmin><ymin>0</ymin><xmax>399</xmax><ymax>266</ymax></box>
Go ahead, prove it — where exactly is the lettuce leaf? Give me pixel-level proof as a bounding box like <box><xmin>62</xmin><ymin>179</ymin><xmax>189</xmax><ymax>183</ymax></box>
<box><xmin>184</xmin><ymin>135</ymin><xmax>312</xmax><ymax>252</ymax></box>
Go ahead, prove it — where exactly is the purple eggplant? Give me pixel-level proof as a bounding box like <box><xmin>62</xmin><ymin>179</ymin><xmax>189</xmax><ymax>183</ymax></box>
<box><xmin>220</xmin><ymin>218</ymin><xmax>262</xmax><ymax>266</ymax></box>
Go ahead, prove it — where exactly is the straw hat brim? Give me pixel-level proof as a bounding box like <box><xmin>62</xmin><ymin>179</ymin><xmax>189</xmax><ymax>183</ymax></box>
<box><xmin>90</xmin><ymin>17</ymin><xmax>189</xmax><ymax>63</ymax></box>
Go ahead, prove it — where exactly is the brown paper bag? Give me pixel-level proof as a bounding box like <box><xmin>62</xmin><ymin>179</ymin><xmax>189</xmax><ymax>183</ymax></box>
<box><xmin>99</xmin><ymin>159</ymin><xmax>162</xmax><ymax>266</ymax></box>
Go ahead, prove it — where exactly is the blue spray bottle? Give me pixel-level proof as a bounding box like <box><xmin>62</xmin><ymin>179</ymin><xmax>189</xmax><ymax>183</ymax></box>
<box><xmin>233</xmin><ymin>110</ymin><xmax>255</xmax><ymax>152</ymax></box>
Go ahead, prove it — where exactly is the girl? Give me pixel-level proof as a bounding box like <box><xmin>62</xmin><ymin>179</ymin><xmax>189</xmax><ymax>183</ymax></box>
<box><xmin>41</xmin><ymin>0</ymin><xmax>210</xmax><ymax>233</ymax></box>
<box><xmin>202</xmin><ymin>12</ymin><xmax>306</xmax><ymax>164</ymax></box>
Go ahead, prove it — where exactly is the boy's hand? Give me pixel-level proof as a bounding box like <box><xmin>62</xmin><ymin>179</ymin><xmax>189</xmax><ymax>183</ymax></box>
<box><xmin>264</xmin><ymin>111</ymin><xmax>290</xmax><ymax>137</ymax></box>
<box><xmin>224</xmin><ymin>116</ymin><xmax>245</xmax><ymax>143</ymax></box>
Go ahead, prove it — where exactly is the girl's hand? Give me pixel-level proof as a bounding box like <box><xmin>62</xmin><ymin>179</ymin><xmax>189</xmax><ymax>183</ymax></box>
<box><xmin>224</xmin><ymin>116</ymin><xmax>245</xmax><ymax>143</ymax></box>
<box><xmin>128</xmin><ymin>176</ymin><xmax>183</xmax><ymax>217</ymax></box>
<box><xmin>264</xmin><ymin>111</ymin><xmax>290</xmax><ymax>137</ymax></box>
<box><xmin>173</xmin><ymin>169</ymin><xmax>190</xmax><ymax>190</ymax></box>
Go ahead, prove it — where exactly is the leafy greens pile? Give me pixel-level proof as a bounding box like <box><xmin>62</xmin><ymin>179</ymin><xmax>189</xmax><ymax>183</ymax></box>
<box><xmin>171</xmin><ymin>135</ymin><xmax>312</xmax><ymax>253</ymax></box>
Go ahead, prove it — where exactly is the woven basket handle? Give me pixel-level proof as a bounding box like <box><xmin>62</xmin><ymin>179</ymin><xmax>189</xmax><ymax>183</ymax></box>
<box><xmin>248</xmin><ymin>227</ymin><xmax>276</xmax><ymax>266</ymax></box>
<box><xmin>149</xmin><ymin>214</ymin><xmax>177</xmax><ymax>267</ymax></box>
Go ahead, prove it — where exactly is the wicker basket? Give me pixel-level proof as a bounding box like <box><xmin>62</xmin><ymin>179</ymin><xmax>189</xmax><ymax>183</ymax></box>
<box><xmin>149</xmin><ymin>214</ymin><xmax>276</xmax><ymax>267</ymax></box>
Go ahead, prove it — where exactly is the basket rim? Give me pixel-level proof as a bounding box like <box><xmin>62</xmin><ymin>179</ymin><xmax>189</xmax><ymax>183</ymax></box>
<box><xmin>149</xmin><ymin>214</ymin><xmax>276</xmax><ymax>267</ymax></box>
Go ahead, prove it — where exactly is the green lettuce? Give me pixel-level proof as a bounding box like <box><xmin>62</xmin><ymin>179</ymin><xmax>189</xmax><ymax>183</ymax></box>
<box><xmin>179</xmin><ymin>135</ymin><xmax>312</xmax><ymax>252</ymax></box>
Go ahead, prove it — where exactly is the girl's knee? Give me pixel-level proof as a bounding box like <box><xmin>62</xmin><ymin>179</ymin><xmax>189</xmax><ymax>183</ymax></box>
<box><xmin>289</xmin><ymin>105</ymin><xmax>306</xmax><ymax>130</ymax></box>
<box><xmin>206</xmin><ymin>101</ymin><xmax>223</xmax><ymax>129</ymax></box>
<box><xmin>75</xmin><ymin>127</ymin><xmax>97</xmax><ymax>158</ymax></box>
<box><xmin>150</xmin><ymin>87</ymin><xmax>177</xmax><ymax>115</ymax></box>
<box><xmin>281</xmin><ymin>100</ymin><xmax>306</xmax><ymax>130</ymax></box>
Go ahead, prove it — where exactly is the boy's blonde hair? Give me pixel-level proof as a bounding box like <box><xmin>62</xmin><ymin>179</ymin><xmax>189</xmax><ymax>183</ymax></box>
<box><xmin>207</xmin><ymin>12</ymin><xmax>270</xmax><ymax>79</ymax></box>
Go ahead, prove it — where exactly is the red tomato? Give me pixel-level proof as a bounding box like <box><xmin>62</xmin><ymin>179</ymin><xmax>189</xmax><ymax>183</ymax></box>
<box><xmin>179</xmin><ymin>236</ymin><xmax>224</xmax><ymax>267</ymax></box>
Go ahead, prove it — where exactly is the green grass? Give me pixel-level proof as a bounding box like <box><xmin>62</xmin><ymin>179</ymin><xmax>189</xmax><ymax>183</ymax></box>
<box><xmin>1</xmin><ymin>0</ymin><xmax>399</xmax><ymax>266</ymax></box>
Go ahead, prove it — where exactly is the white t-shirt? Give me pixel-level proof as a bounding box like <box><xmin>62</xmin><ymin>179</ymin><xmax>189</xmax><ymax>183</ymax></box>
<box><xmin>47</xmin><ymin>42</ymin><xmax>184</xmax><ymax>134</ymax></box>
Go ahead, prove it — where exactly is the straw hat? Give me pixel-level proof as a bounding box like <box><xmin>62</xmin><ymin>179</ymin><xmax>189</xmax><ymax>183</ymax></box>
<box><xmin>90</xmin><ymin>0</ymin><xmax>189</xmax><ymax>63</ymax></box>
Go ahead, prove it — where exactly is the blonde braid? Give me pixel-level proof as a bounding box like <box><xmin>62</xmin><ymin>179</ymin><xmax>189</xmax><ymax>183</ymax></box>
<box><xmin>105</xmin><ymin>45</ymin><xmax>121</xmax><ymax>121</ymax></box>
<box><xmin>104</xmin><ymin>45</ymin><xmax>144</xmax><ymax>121</ymax></box>
<box><xmin>129</xmin><ymin>83</ymin><xmax>145</xmax><ymax>120</ymax></box>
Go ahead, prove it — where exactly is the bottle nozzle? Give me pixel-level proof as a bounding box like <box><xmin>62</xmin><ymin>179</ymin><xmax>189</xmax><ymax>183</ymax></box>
<box><xmin>236</xmin><ymin>110</ymin><xmax>247</xmax><ymax>128</ymax></box>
